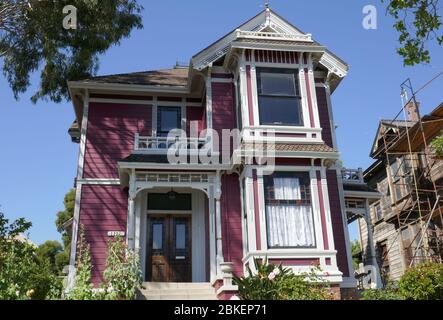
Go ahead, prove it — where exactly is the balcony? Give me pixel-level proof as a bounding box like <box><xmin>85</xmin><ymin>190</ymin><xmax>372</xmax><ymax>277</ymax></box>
<box><xmin>341</xmin><ymin>168</ymin><xmax>364</xmax><ymax>184</ymax></box>
<box><xmin>134</xmin><ymin>134</ymin><xmax>209</xmax><ymax>154</ymax></box>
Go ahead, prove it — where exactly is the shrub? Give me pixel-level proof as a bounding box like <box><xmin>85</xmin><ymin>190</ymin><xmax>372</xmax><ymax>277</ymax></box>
<box><xmin>234</xmin><ymin>259</ymin><xmax>331</xmax><ymax>300</ymax></box>
<box><xmin>67</xmin><ymin>229</ymin><xmax>95</xmax><ymax>300</ymax></box>
<box><xmin>101</xmin><ymin>236</ymin><xmax>142</xmax><ymax>300</ymax></box>
<box><xmin>361</xmin><ymin>283</ymin><xmax>403</xmax><ymax>300</ymax></box>
<box><xmin>431</xmin><ymin>133</ymin><xmax>443</xmax><ymax>158</ymax></box>
<box><xmin>0</xmin><ymin>212</ymin><xmax>62</xmax><ymax>300</ymax></box>
<box><xmin>397</xmin><ymin>262</ymin><xmax>443</xmax><ymax>300</ymax></box>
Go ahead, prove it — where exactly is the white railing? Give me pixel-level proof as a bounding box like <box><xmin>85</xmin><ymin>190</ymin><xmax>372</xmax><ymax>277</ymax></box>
<box><xmin>341</xmin><ymin>168</ymin><xmax>364</xmax><ymax>184</ymax></box>
<box><xmin>134</xmin><ymin>134</ymin><xmax>208</xmax><ymax>152</ymax></box>
<box><xmin>235</xmin><ymin>29</ymin><xmax>313</xmax><ymax>42</ymax></box>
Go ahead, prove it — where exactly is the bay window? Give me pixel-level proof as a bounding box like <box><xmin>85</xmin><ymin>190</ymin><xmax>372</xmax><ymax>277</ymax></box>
<box><xmin>257</xmin><ymin>68</ymin><xmax>303</xmax><ymax>126</ymax></box>
<box><xmin>264</xmin><ymin>172</ymin><xmax>316</xmax><ymax>248</ymax></box>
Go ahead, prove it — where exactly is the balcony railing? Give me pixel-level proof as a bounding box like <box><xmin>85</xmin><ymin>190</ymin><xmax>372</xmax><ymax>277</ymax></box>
<box><xmin>235</xmin><ymin>30</ymin><xmax>313</xmax><ymax>42</ymax></box>
<box><xmin>341</xmin><ymin>168</ymin><xmax>364</xmax><ymax>184</ymax></box>
<box><xmin>134</xmin><ymin>134</ymin><xmax>208</xmax><ymax>153</ymax></box>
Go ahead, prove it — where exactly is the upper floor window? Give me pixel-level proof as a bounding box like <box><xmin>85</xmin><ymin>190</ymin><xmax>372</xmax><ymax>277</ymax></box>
<box><xmin>157</xmin><ymin>106</ymin><xmax>181</xmax><ymax>137</ymax></box>
<box><xmin>257</xmin><ymin>68</ymin><xmax>303</xmax><ymax>126</ymax></box>
<box><xmin>263</xmin><ymin>172</ymin><xmax>315</xmax><ymax>248</ymax></box>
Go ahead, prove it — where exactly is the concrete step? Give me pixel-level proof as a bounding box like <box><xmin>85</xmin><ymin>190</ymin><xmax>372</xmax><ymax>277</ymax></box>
<box><xmin>139</xmin><ymin>288</ymin><xmax>215</xmax><ymax>295</ymax></box>
<box><xmin>142</xmin><ymin>282</ymin><xmax>213</xmax><ymax>290</ymax></box>
<box><xmin>142</xmin><ymin>293</ymin><xmax>217</xmax><ymax>300</ymax></box>
<box><xmin>138</xmin><ymin>282</ymin><xmax>217</xmax><ymax>300</ymax></box>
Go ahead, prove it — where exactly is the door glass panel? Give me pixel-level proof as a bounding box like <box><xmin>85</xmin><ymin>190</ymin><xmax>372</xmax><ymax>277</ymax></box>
<box><xmin>152</xmin><ymin>223</ymin><xmax>163</xmax><ymax>250</ymax></box>
<box><xmin>175</xmin><ymin>223</ymin><xmax>186</xmax><ymax>250</ymax></box>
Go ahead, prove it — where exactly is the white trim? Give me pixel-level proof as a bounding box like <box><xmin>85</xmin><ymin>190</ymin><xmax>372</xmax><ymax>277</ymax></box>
<box><xmin>344</xmin><ymin>190</ymin><xmax>382</xmax><ymax>199</ymax></box>
<box><xmin>76</xmin><ymin>91</ymin><xmax>89</xmax><ymax>180</ymax></box>
<box><xmin>89</xmin><ymin>97</ymin><xmax>202</xmax><ymax>107</ymax></box>
<box><xmin>211</xmin><ymin>78</ymin><xmax>233</xmax><ymax>83</ymax></box>
<box><xmin>67</xmin><ymin>183</ymin><xmax>83</xmax><ymax>290</ymax></box>
<box><xmin>76</xmin><ymin>178</ymin><xmax>120</xmax><ymax>185</ymax></box>
<box><xmin>68</xmin><ymin>81</ymin><xmax>189</xmax><ymax>94</ymax></box>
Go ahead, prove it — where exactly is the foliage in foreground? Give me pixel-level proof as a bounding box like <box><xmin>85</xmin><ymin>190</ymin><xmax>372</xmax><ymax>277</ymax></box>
<box><xmin>361</xmin><ymin>262</ymin><xmax>443</xmax><ymax>300</ymax></box>
<box><xmin>431</xmin><ymin>133</ymin><xmax>443</xmax><ymax>158</ymax></box>
<box><xmin>68</xmin><ymin>231</ymin><xmax>142</xmax><ymax>300</ymax></box>
<box><xmin>0</xmin><ymin>212</ymin><xmax>62</xmax><ymax>300</ymax></box>
<box><xmin>233</xmin><ymin>259</ymin><xmax>332</xmax><ymax>300</ymax></box>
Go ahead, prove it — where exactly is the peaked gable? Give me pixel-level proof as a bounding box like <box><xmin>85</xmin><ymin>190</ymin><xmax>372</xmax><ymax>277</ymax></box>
<box><xmin>191</xmin><ymin>8</ymin><xmax>348</xmax><ymax>81</ymax></box>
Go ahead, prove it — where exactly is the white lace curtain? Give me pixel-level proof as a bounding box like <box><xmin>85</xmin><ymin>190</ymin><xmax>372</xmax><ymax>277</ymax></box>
<box><xmin>266</xmin><ymin>177</ymin><xmax>315</xmax><ymax>247</ymax></box>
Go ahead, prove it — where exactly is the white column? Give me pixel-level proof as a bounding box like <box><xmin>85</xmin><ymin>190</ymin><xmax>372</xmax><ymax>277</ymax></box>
<box><xmin>365</xmin><ymin>199</ymin><xmax>383</xmax><ymax>288</ymax></box>
<box><xmin>209</xmin><ymin>186</ymin><xmax>216</xmax><ymax>283</ymax></box>
<box><xmin>215</xmin><ymin>171</ymin><xmax>224</xmax><ymax>276</ymax></box>
<box><xmin>127</xmin><ymin>171</ymin><xmax>136</xmax><ymax>250</ymax></box>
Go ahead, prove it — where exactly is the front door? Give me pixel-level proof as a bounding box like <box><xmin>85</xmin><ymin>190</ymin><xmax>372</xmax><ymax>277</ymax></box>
<box><xmin>146</xmin><ymin>215</ymin><xmax>192</xmax><ymax>282</ymax></box>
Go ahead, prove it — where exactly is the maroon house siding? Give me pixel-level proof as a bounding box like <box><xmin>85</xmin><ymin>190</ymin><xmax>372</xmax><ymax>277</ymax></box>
<box><xmin>186</xmin><ymin>106</ymin><xmax>205</xmax><ymax>135</ymax></box>
<box><xmin>83</xmin><ymin>103</ymin><xmax>152</xmax><ymax>179</ymax></box>
<box><xmin>211</xmin><ymin>82</ymin><xmax>236</xmax><ymax>155</ymax></box>
<box><xmin>220</xmin><ymin>174</ymin><xmax>243</xmax><ymax>277</ymax></box>
<box><xmin>326</xmin><ymin>170</ymin><xmax>350</xmax><ymax>277</ymax></box>
<box><xmin>78</xmin><ymin>185</ymin><xmax>128</xmax><ymax>284</ymax></box>
<box><xmin>316</xmin><ymin>86</ymin><xmax>333</xmax><ymax>148</ymax></box>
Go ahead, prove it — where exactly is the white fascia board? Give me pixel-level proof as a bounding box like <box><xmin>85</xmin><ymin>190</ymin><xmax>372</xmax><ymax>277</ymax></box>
<box><xmin>319</xmin><ymin>51</ymin><xmax>349</xmax><ymax>78</ymax></box>
<box><xmin>117</xmin><ymin>161</ymin><xmax>233</xmax><ymax>171</ymax></box>
<box><xmin>231</xmin><ymin>42</ymin><xmax>326</xmax><ymax>53</ymax></box>
<box><xmin>67</xmin><ymin>81</ymin><xmax>190</xmax><ymax>94</ymax></box>
<box><xmin>343</xmin><ymin>190</ymin><xmax>382</xmax><ymax>199</ymax></box>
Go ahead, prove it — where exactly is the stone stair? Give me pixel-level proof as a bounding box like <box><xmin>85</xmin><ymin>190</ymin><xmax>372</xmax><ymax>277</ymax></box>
<box><xmin>137</xmin><ymin>282</ymin><xmax>217</xmax><ymax>300</ymax></box>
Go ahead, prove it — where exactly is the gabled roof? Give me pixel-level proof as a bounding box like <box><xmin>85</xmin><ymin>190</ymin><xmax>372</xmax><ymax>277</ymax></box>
<box><xmin>80</xmin><ymin>67</ymin><xmax>189</xmax><ymax>87</ymax></box>
<box><xmin>191</xmin><ymin>8</ymin><xmax>348</xmax><ymax>80</ymax></box>
<box><xmin>369</xmin><ymin>119</ymin><xmax>415</xmax><ymax>158</ymax></box>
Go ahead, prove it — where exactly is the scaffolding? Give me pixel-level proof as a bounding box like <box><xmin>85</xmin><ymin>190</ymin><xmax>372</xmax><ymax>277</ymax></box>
<box><xmin>378</xmin><ymin>78</ymin><xmax>443</xmax><ymax>270</ymax></box>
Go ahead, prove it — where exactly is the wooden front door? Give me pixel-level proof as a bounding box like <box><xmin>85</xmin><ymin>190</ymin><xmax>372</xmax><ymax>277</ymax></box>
<box><xmin>146</xmin><ymin>215</ymin><xmax>192</xmax><ymax>282</ymax></box>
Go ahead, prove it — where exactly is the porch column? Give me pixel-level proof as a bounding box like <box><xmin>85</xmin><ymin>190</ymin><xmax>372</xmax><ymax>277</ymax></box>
<box><xmin>215</xmin><ymin>171</ymin><xmax>224</xmax><ymax>276</ymax></box>
<box><xmin>364</xmin><ymin>199</ymin><xmax>383</xmax><ymax>288</ymax></box>
<box><xmin>127</xmin><ymin>171</ymin><xmax>136</xmax><ymax>250</ymax></box>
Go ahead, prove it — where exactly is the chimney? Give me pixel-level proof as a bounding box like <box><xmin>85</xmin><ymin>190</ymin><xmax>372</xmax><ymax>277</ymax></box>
<box><xmin>404</xmin><ymin>100</ymin><xmax>420</xmax><ymax>121</ymax></box>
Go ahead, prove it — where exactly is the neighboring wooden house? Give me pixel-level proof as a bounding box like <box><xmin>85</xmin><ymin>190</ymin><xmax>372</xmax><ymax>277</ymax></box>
<box><xmin>359</xmin><ymin>103</ymin><xmax>443</xmax><ymax>285</ymax></box>
<box><xmin>66</xmin><ymin>8</ymin><xmax>368</xmax><ymax>299</ymax></box>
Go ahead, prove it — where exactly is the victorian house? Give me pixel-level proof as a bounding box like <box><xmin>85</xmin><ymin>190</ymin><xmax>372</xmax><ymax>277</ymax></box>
<box><xmin>67</xmin><ymin>8</ymin><xmax>360</xmax><ymax>299</ymax></box>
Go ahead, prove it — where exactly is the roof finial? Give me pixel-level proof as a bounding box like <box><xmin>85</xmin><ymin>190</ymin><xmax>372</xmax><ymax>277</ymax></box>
<box><xmin>265</xmin><ymin>0</ymin><xmax>270</xmax><ymax>9</ymax></box>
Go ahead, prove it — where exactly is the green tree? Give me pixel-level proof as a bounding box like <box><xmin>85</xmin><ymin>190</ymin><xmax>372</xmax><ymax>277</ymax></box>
<box><xmin>55</xmin><ymin>189</ymin><xmax>75</xmax><ymax>272</ymax></box>
<box><xmin>383</xmin><ymin>0</ymin><xmax>443</xmax><ymax>65</ymax></box>
<box><xmin>0</xmin><ymin>0</ymin><xmax>143</xmax><ymax>103</ymax></box>
<box><xmin>36</xmin><ymin>240</ymin><xmax>63</xmax><ymax>274</ymax></box>
<box><xmin>351</xmin><ymin>240</ymin><xmax>362</xmax><ymax>270</ymax></box>
<box><xmin>0</xmin><ymin>211</ymin><xmax>62</xmax><ymax>300</ymax></box>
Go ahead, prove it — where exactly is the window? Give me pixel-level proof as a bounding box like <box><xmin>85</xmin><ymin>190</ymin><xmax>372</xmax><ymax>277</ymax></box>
<box><xmin>264</xmin><ymin>172</ymin><xmax>315</xmax><ymax>248</ymax></box>
<box><xmin>257</xmin><ymin>68</ymin><xmax>303</xmax><ymax>126</ymax></box>
<box><xmin>147</xmin><ymin>193</ymin><xmax>192</xmax><ymax>211</ymax></box>
<box><xmin>157</xmin><ymin>106</ymin><xmax>181</xmax><ymax>137</ymax></box>
<box><xmin>390</xmin><ymin>160</ymin><xmax>403</xmax><ymax>201</ymax></box>
<box><xmin>373</xmin><ymin>202</ymin><xmax>383</xmax><ymax>221</ymax></box>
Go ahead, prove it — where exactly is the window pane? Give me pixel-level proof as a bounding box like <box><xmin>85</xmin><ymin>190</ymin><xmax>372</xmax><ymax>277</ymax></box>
<box><xmin>148</xmin><ymin>193</ymin><xmax>192</xmax><ymax>211</ymax></box>
<box><xmin>259</xmin><ymin>96</ymin><xmax>303</xmax><ymax>126</ymax></box>
<box><xmin>152</xmin><ymin>223</ymin><xmax>163</xmax><ymax>250</ymax></box>
<box><xmin>260</xmin><ymin>72</ymin><xmax>297</xmax><ymax>96</ymax></box>
<box><xmin>175</xmin><ymin>224</ymin><xmax>186</xmax><ymax>250</ymax></box>
<box><xmin>158</xmin><ymin>107</ymin><xmax>181</xmax><ymax>135</ymax></box>
<box><xmin>264</xmin><ymin>172</ymin><xmax>315</xmax><ymax>248</ymax></box>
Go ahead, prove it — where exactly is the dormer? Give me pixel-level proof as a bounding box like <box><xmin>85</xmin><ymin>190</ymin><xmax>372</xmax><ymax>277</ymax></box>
<box><xmin>192</xmin><ymin>8</ymin><xmax>348</xmax><ymax>146</ymax></box>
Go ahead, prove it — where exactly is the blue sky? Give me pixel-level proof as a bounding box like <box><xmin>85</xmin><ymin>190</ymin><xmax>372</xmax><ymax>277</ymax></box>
<box><xmin>0</xmin><ymin>0</ymin><xmax>442</xmax><ymax>245</ymax></box>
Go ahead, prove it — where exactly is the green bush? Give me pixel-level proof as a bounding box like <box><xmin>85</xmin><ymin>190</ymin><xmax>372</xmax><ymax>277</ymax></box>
<box><xmin>431</xmin><ymin>133</ymin><xmax>443</xmax><ymax>158</ymax></box>
<box><xmin>101</xmin><ymin>236</ymin><xmax>142</xmax><ymax>300</ymax></box>
<box><xmin>68</xmin><ymin>231</ymin><xmax>142</xmax><ymax>300</ymax></box>
<box><xmin>233</xmin><ymin>259</ymin><xmax>331</xmax><ymax>300</ymax></box>
<box><xmin>397</xmin><ymin>262</ymin><xmax>443</xmax><ymax>300</ymax></box>
<box><xmin>67</xmin><ymin>229</ymin><xmax>95</xmax><ymax>300</ymax></box>
<box><xmin>0</xmin><ymin>212</ymin><xmax>62</xmax><ymax>300</ymax></box>
<box><xmin>361</xmin><ymin>283</ymin><xmax>403</xmax><ymax>300</ymax></box>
